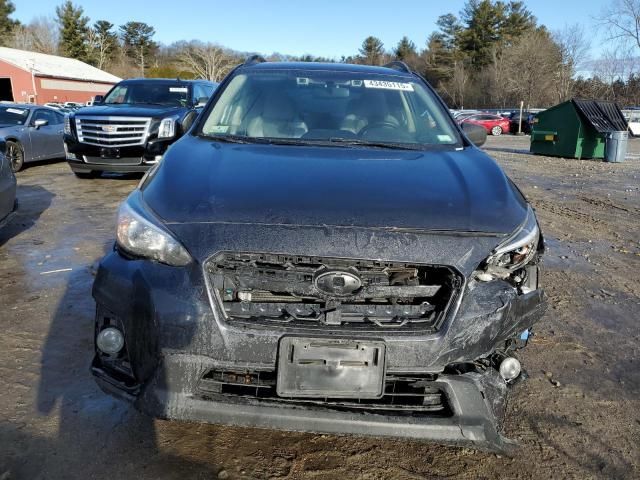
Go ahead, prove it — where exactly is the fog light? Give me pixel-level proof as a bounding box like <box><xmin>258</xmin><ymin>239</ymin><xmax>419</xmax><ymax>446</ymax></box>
<box><xmin>96</xmin><ymin>327</ymin><xmax>124</xmax><ymax>354</ymax></box>
<box><xmin>499</xmin><ymin>357</ymin><xmax>521</xmax><ymax>381</ymax></box>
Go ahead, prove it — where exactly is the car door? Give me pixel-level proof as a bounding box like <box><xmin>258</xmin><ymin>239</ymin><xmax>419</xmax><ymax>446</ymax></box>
<box><xmin>29</xmin><ymin>109</ymin><xmax>64</xmax><ymax>160</ymax></box>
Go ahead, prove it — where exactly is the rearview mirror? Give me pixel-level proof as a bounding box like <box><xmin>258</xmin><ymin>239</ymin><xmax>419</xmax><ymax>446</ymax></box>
<box><xmin>462</xmin><ymin>122</ymin><xmax>487</xmax><ymax>147</ymax></box>
<box><xmin>33</xmin><ymin>119</ymin><xmax>48</xmax><ymax>128</ymax></box>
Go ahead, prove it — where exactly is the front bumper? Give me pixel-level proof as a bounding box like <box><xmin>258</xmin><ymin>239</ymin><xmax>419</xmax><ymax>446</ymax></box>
<box><xmin>64</xmin><ymin>136</ymin><xmax>172</xmax><ymax>173</ymax></box>
<box><xmin>94</xmin><ymin>355</ymin><xmax>514</xmax><ymax>452</ymax></box>
<box><xmin>91</xmin><ymin>249</ymin><xmax>546</xmax><ymax>451</ymax></box>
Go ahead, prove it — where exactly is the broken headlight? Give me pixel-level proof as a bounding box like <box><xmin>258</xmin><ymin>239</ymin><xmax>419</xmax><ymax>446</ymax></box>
<box><xmin>116</xmin><ymin>201</ymin><xmax>192</xmax><ymax>266</ymax></box>
<box><xmin>486</xmin><ymin>206</ymin><xmax>539</xmax><ymax>271</ymax></box>
<box><xmin>476</xmin><ymin>206</ymin><xmax>540</xmax><ymax>285</ymax></box>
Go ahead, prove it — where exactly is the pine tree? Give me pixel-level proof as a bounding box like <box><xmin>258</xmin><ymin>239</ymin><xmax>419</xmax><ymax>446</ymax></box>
<box><xmin>358</xmin><ymin>36</ymin><xmax>384</xmax><ymax>65</ymax></box>
<box><xmin>394</xmin><ymin>36</ymin><xmax>417</xmax><ymax>62</ymax></box>
<box><xmin>56</xmin><ymin>1</ymin><xmax>90</xmax><ymax>61</ymax></box>
<box><xmin>0</xmin><ymin>0</ymin><xmax>19</xmax><ymax>46</ymax></box>
<box><xmin>119</xmin><ymin>22</ymin><xmax>157</xmax><ymax>77</ymax></box>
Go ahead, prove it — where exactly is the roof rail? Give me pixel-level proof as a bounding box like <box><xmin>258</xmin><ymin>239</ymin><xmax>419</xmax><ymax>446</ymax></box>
<box><xmin>244</xmin><ymin>55</ymin><xmax>266</xmax><ymax>66</ymax></box>
<box><xmin>383</xmin><ymin>61</ymin><xmax>411</xmax><ymax>73</ymax></box>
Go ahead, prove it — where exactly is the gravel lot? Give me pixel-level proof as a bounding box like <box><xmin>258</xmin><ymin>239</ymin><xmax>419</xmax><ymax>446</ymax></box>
<box><xmin>0</xmin><ymin>134</ymin><xmax>638</xmax><ymax>479</ymax></box>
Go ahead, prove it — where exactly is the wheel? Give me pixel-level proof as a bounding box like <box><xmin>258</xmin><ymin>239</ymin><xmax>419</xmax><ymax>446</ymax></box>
<box><xmin>6</xmin><ymin>140</ymin><xmax>24</xmax><ymax>172</ymax></box>
<box><xmin>491</xmin><ymin>125</ymin><xmax>503</xmax><ymax>136</ymax></box>
<box><xmin>73</xmin><ymin>171</ymin><xmax>97</xmax><ymax>179</ymax></box>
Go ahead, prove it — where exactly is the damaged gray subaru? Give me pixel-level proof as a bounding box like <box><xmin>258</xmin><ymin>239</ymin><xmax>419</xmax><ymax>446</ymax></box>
<box><xmin>92</xmin><ymin>58</ymin><xmax>546</xmax><ymax>452</ymax></box>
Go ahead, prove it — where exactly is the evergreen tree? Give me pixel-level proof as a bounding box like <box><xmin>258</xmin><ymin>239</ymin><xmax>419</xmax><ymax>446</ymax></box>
<box><xmin>119</xmin><ymin>21</ymin><xmax>157</xmax><ymax>77</ymax></box>
<box><xmin>358</xmin><ymin>36</ymin><xmax>384</xmax><ymax>65</ymax></box>
<box><xmin>458</xmin><ymin>0</ymin><xmax>505</xmax><ymax>68</ymax></box>
<box><xmin>500</xmin><ymin>1</ymin><xmax>536</xmax><ymax>44</ymax></box>
<box><xmin>0</xmin><ymin>0</ymin><xmax>18</xmax><ymax>46</ymax></box>
<box><xmin>435</xmin><ymin>13</ymin><xmax>462</xmax><ymax>51</ymax></box>
<box><xmin>56</xmin><ymin>1</ymin><xmax>90</xmax><ymax>61</ymax></box>
<box><xmin>394</xmin><ymin>36</ymin><xmax>417</xmax><ymax>62</ymax></box>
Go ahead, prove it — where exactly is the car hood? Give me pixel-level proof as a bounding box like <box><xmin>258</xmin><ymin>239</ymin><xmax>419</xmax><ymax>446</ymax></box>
<box><xmin>142</xmin><ymin>137</ymin><xmax>528</xmax><ymax>235</ymax></box>
<box><xmin>74</xmin><ymin>104</ymin><xmax>187</xmax><ymax>118</ymax></box>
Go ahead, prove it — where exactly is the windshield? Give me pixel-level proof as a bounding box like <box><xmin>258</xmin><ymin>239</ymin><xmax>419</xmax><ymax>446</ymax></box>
<box><xmin>200</xmin><ymin>69</ymin><xmax>461</xmax><ymax>148</ymax></box>
<box><xmin>0</xmin><ymin>106</ymin><xmax>30</xmax><ymax>125</ymax></box>
<box><xmin>103</xmin><ymin>82</ymin><xmax>190</xmax><ymax>106</ymax></box>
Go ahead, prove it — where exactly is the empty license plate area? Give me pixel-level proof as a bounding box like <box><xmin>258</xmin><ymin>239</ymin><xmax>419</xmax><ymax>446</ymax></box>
<box><xmin>277</xmin><ymin>337</ymin><xmax>386</xmax><ymax>398</ymax></box>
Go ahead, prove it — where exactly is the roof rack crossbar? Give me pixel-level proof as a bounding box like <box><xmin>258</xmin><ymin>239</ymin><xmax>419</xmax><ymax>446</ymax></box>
<box><xmin>244</xmin><ymin>55</ymin><xmax>266</xmax><ymax>66</ymax></box>
<box><xmin>383</xmin><ymin>61</ymin><xmax>411</xmax><ymax>73</ymax></box>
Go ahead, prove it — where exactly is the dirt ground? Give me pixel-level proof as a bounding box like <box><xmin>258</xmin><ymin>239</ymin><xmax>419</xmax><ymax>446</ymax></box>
<box><xmin>0</xmin><ymin>135</ymin><xmax>638</xmax><ymax>480</ymax></box>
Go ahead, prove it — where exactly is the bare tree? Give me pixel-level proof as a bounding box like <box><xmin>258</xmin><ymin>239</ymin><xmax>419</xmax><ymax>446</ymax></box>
<box><xmin>444</xmin><ymin>59</ymin><xmax>470</xmax><ymax>108</ymax></box>
<box><xmin>9</xmin><ymin>16</ymin><xmax>58</xmax><ymax>54</ymax></box>
<box><xmin>501</xmin><ymin>29</ymin><xmax>561</xmax><ymax>107</ymax></box>
<box><xmin>177</xmin><ymin>42</ymin><xmax>235</xmax><ymax>81</ymax></box>
<box><xmin>553</xmin><ymin>24</ymin><xmax>591</xmax><ymax>102</ymax></box>
<box><xmin>597</xmin><ymin>0</ymin><xmax>640</xmax><ymax>50</ymax></box>
<box><xmin>591</xmin><ymin>46</ymin><xmax>639</xmax><ymax>99</ymax></box>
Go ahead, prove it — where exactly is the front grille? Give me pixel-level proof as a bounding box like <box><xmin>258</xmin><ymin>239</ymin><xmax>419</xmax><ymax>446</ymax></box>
<box><xmin>197</xmin><ymin>368</ymin><xmax>451</xmax><ymax>414</ymax></box>
<box><xmin>206</xmin><ymin>253</ymin><xmax>462</xmax><ymax>332</ymax></box>
<box><xmin>75</xmin><ymin>116</ymin><xmax>151</xmax><ymax>147</ymax></box>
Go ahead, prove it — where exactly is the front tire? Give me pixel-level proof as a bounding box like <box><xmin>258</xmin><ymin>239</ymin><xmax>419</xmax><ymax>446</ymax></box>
<box><xmin>6</xmin><ymin>140</ymin><xmax>24</xmax><ymax>172</ymax></box>
<box><xmin>491</xmin><ymin>126</ymin><xmax>503</xmax><ymax>136</ymax></box>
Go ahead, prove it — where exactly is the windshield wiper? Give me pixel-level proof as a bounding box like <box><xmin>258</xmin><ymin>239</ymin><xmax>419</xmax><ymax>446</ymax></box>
<box><xmin>325</xmin><ymin>138</ymin><xmax>422</xmax><ymax>150</ymax></box>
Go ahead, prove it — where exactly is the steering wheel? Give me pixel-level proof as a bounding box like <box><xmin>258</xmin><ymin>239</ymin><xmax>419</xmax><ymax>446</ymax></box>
<box><xmin>359</xmin><ymin>121</ymin><xmax>400</xmax><ymax>137</ymax></box>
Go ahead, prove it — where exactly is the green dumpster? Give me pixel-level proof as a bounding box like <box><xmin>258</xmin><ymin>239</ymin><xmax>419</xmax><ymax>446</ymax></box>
<box><xmin>530</xmin><ymin>99</ymin><xmax>628</xmax><ymax>160</ymax></box>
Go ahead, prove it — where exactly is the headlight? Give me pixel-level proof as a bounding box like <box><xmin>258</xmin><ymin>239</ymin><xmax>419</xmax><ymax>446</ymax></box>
<box><xmin>157</xmin><ymin>117</ymin><xmax>176</xmax><ymax>139</ymax></box>
<box><xmin>116</xmin><ymin>201</ymin><xmax>192</xmax><ymax>266</ymax></box>
<box><xmin>485</xmin><ymin>206</ymin><xmax>539</xmax><ymax>271</ymax></box>
<box><xmin>64</xmin><ymin>115</ymin><xmax>72</xmax><ymax>135</ymax></box>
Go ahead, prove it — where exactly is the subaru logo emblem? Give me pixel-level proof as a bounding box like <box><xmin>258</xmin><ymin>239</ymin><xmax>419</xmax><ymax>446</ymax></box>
<box><xmin>314</xmin><ymin>270</ymin><xmax>362</xmax><ymax>296</ymax></box>
<box><xmin>102</xmin><ymin>125</ymin><xmax>118</xmax><ymax>133</ymax></box>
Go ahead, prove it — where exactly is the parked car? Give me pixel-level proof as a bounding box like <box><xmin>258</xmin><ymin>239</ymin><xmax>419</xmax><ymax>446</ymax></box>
<box><xmin>0</xmin><ymin>139</ymin><xmax>17</xmax><ymax>228</ymax></box>
<box><xmin>507</xmin><ymin>111</ymin><xmax>535</xmax><ymax>134</ymax></box>
<box><xmin>625</xmin><ymin>111</ymin><xmax>640</xmax><ymax>136</ymax></box>
<box><xmin>63</xmin><ymin>78</ymin><xmax>218</xmax><ymax>178</ymax></box>
<box><xmin>0</xmin><ymin>104</ymin><xmax>66</xmax><ymax>172</ymax></box>
<box><xmin>459</xmin><ymin>113</ymin><xmax>510</xmax><ymax>136</ymax></box>
<box><xmin>91</xmin><ymin>59</ymin><xmax>546</xmax><ymax>452</ymax></box>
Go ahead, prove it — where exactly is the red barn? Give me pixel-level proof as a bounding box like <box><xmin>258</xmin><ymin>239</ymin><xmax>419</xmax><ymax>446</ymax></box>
<box><xmin>0</xmin><ymin>46</ymin><xmax>121</xmax><ymax>105</ymax></box>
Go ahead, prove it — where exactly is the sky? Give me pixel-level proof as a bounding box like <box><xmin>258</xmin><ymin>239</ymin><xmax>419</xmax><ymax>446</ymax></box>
<box><xmin>12</xmin><ymin>0</ymin><xmax>610</xmax><ymax>60</ymax></box>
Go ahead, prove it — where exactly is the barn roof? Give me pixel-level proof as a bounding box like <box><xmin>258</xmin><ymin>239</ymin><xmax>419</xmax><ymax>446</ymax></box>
<box><xmin>0</xmin><ymin>47</ymin><xmax>121</xmax><ymax>84</ymax></box>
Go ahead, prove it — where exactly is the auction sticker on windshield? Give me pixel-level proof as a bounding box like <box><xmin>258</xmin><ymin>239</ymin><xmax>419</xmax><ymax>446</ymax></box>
<box><xmin>363</xmin><ymin>80</ymin><xmax>414</xmax><ymax>91</ymax></box>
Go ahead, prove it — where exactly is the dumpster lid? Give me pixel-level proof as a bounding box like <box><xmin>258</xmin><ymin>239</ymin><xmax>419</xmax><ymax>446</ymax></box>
<box><xmin>572</xmin><ymin>99</ymin><xmax>628</xmax><ymax>133</ymax></box>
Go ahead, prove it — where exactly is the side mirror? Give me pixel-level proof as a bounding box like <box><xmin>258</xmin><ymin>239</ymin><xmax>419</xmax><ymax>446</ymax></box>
<box><xmin>93</xmin><ymin>95</ymin><xmax>104</xmax><ymax>104</ymax></box>
<box><xmin>33</xmin><ymin>119</ymin><xmax>48</xmax><ymax>128</ymax></box>
<box><xmin>462</xmin><ymin>122</ymin><xmax>487</xmax><ymax>147</ymax></box>
<box><xmin>196</xmin><ymin>96</ymin><xmax>209</xmax><ymax>107</ymax></box>
<box><xmin>0</xmin><ymin>139</ymin><xmax>5</xmax><ymax>155</ymax></box>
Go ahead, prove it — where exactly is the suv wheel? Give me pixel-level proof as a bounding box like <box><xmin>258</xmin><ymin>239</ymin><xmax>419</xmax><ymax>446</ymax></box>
<box><xmin>491</xmin><ymin>126</ymin><xmax>503</xmax><ymax>136</ymax></box>
<box><xmin>6</xmin><ymin>141</ymin><xmax>24</xmax><ymax>172</ymax></box>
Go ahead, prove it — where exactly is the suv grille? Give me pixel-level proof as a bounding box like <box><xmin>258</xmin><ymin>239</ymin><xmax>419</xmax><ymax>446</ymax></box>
<box><xmin>75</xmin><ymin>116</ymin><xmax>151</xmax><ymax>147</ymax></box>
<box><xmin>206</xmin><ymin>253</ymin><xmax>462</xmax><ymax>332</ymax></box>
<box><xmin>197</xmin><ymin>368</ymin><xmax>451</xmax><ymax>415</ymax></box>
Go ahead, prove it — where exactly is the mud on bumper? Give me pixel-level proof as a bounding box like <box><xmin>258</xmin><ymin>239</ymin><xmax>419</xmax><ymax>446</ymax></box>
<box><xmin>93</xmin><ymin>354</ymin><xmax>515</xmax><ymax>452</ymax></box>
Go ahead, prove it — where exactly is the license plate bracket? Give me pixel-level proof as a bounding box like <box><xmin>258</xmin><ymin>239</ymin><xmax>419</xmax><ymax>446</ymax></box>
<box><xmin>100</xmin><ymin>147</ymin><xmax>121</xmax><ymax>159</ymax></box>
<box><xmin>277</xmin><ymin>337</ymin><xmax>386</xmax><ymax>398</ymax></box>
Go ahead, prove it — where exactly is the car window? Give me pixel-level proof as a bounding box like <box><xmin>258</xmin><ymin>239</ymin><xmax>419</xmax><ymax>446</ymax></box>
<box><xmin>193</xmin><ymin>84</ymin><xmax>213</xmax><ymax>104</ymax></box>
<box><xmin>33</xmin><ymin>109</ymin><xmax>59</xmax><ymax>125</ymax></box>
<box><xmin>0</xmin><ymin>106</ymin><xmax>30</xmax><ymax>125</ymax></box>
<box><xmin>103</xmin><ymin>82</ymin><xmax>189</xmax><ymax>106</ymax></box>
<box><xmin>200</xmin><ymin>69</ymin><xmax>462</xmax><ymax>148</ymax></box>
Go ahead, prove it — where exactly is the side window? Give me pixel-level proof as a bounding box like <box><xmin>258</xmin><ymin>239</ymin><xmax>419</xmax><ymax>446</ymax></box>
<box><xmin>33</xmin><ymin>109</ymin><xmax>57</xmax><ymax>125</ymax></box>
<box><xmin>193</xmin><ymin>84</ymin><xmax>211</xmax><ymax>105</ymax></box>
